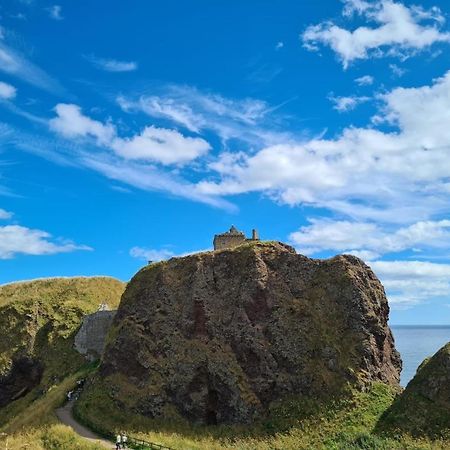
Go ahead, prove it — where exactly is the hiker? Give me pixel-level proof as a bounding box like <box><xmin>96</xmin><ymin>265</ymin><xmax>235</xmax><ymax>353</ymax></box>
<box><xmin>115</xmin><ymin>433</ymin><xmax>122</xmax><ymax>450</ymax></box>
<box><xmin>121</xmin><ymin>432</ymin><xmax>128</xmax><ymax>448</ymax></box>
<box><xmin>66</xmin><ymin>390</ymin><xmax>73</xmax><ymax>401</ymax></box>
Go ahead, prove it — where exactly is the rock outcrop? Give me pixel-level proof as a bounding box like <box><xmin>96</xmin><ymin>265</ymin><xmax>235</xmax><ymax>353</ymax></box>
<box><xmin>75</xmin><ymin>310</ymin><xmax>117</xmax><ymax>361</ymax></box>
<box><xmin>377</xmin><ymin>342</ymin><xmax>450</xmax><ymax>438</ymax></box>
<box><xmin>97</xmin><ymin>242</ymin><xmax>401</xmax><ymax>424</ymax></box>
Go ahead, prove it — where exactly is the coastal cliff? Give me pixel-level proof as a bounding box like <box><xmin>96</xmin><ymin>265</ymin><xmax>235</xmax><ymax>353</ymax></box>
<box><xmin>91</xmin><ymin>241</ymin><xmax>401</xmax><ymax>424</ymax></box>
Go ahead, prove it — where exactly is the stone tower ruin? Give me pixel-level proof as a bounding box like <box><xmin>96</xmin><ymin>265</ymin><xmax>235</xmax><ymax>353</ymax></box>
<box><xmin>213</xmin><ymin>226</ymin><xmax>260</xmax><ymax>250</ymax></box>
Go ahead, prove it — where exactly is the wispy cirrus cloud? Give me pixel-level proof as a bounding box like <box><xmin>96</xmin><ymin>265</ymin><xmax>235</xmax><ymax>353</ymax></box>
<box><xmin>85</xmin><ymin>55</ymin><xmax>138</xmax><ymax>72</ymax></box>
<box><xmin>355</xmin><ymin>75</ymin><xmax>374</xmax><ymax>86</ymax></box>
<box><xmin>46</xmin><ymin>5</ymin><xmax>63</xmax><ymax>21</ymax></box>
<box><xmin>329</xmin><ymin>94</ymin><xmax>370</xmax><ymax>112</ymax></box>
<box><xmin>0</xmin><ymin>32</ymin><xmax>65</xmax><ymax>94</ymax></box>
<box><xmin>302</xmin><ymin>0</ymin><xmax>450</xmax><ymax>68</ymax></box>
<box><xmin>117</xmin><ymin>85</ymin><xmax>292</xmax><ymax>146</ymax></box>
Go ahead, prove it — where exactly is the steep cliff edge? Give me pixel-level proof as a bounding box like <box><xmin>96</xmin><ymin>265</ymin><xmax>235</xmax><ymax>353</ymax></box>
<box><xmin>87</xmin><ymin>242</ymin><xmax>400</xmax><ymax>425</ymax></box>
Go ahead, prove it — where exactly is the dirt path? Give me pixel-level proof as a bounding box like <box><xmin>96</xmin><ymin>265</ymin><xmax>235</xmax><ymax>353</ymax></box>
<box><xmin>56</xmin><ymin>400</ymin><xmax>115</xmax><ymax>449</ymax></box>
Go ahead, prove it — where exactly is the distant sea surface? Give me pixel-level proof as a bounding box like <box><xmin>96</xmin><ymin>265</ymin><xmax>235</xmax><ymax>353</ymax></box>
<box><xmin>391</xmin><ymin>325</ymin><xmax>450</xmax><ymax>387</ymax></box>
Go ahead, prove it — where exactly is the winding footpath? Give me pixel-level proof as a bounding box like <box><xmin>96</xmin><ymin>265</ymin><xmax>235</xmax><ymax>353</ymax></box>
<box><xmin>56</xmin><ymin>400</ymin><xmax>115</xmax><ymax>449</ymax></box>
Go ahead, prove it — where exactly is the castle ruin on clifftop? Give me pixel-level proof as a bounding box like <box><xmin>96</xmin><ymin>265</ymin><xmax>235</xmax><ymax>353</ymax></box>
<box><xmin>213</xmin><ymin>225</ymin><xmax>259</xmax><ymax>250</ymax></box>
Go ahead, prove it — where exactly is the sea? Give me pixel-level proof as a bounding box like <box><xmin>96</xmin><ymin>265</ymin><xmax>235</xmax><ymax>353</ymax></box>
<box><xmin>391</xmin><ymin>325</ymin><xmax>450</xmax><ymax>387</ymax></box>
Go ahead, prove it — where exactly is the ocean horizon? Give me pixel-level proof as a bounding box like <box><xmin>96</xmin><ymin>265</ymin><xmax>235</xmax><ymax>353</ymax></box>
<box><xmin>391</xmin><ymin>325</ymin><xmax>450</xmax><ymax>387</ymax></box>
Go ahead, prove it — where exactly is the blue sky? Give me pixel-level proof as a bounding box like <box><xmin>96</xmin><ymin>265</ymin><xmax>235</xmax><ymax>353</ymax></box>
<box><xmin>1</xmin><ymin>0</ymin><xmax>450</xmax><ymax>325</ymax></box>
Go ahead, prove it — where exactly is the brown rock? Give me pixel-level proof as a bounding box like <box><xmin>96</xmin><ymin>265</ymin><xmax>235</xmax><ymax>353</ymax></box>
<box><xmin>99</xmin><ymin>242</ymin><xmax>401</xmax><ymax>424</ymax></box>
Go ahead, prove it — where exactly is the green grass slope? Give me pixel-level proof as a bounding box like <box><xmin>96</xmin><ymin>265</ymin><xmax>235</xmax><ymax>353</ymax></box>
<box><xmin>76</xmin><ymin>381</ymin><xmax>446</xmax><ymax>449</ymax></box>
<box><xmin>0</xmin><ymin>276</ymin><xmax>125</xmax><ymax>428</ymax></box>
<box><xmin>377</xmin><ymin>342</ymin><xmax>450</xmax><ymax>439</ymax></box>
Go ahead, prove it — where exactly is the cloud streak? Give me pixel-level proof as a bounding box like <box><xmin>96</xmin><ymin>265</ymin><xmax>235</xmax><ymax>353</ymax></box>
<box><xmin>0</xmin><ymin>35</ymin><xmax>65</xmax><ymax>94</ymax></box>
<box><xmin>86</xmin><ymin>55</ymin><xmax>138</xmax><ymax>72</ymax></box>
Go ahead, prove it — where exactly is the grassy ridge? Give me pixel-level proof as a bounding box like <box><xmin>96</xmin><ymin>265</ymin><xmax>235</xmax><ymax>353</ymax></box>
<box><xmin>0</xmin><ymin>277</ymin><xmax>125</xmax><ymax>427</ymax></box>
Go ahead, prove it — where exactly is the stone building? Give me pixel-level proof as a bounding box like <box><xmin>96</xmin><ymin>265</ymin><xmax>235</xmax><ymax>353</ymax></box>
<box><xmin>74</xmin><ymin>310</ymin><xmax>116</xmax><ymax>361</ymax></box>
<box><xmin>213</xmin><ymin>226</ymin><xmax>259</xmax><ymax>250</ymax></box>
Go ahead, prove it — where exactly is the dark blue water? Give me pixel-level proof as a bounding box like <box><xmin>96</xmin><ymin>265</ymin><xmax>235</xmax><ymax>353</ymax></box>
<box><xmin>391</xmin><ymin>326</ymin><xmax>450</xmax><ymax>387</ymax></box>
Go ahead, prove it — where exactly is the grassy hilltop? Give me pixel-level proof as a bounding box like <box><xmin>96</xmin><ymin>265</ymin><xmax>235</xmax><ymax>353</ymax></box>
<box><xmin>0</xmin><ymin>276</ymin><xmax>125</xmax><ymax>433</ymax></box>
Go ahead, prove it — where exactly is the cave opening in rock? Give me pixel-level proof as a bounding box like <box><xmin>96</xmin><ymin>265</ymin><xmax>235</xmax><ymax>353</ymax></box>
<box><xmin>206</xmin><ymin>388</ymin><xmax>219</xmax><ymax>425</ymax></box>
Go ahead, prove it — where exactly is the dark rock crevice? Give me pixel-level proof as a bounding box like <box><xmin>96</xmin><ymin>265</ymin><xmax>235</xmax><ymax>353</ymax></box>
<box><xmin>0</xmin><ymin>356</ymin><xmax>43</xmax><ymax>407</ymax></box>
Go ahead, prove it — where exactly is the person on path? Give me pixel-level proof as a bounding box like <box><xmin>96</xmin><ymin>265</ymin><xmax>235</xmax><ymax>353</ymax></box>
<box><xmin>121</xmin><ymin>432</ymin><xmax>128</xmax><ymax>448</ymax></box>
<box><xmin>115</xmin><ymin>433</ymin><xmax>122</xmax><ymax>450</ymax></box>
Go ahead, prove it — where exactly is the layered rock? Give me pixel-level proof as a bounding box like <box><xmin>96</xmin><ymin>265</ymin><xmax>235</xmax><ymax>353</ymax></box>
<box><xmin>378</xmin><ymin>342</ymin><xmax>450</xmax><ymax>438</ymax></box>
<box><xmin>98</xmin><ymin>242</ymin><xmax>401</xmax><ymax>424</ymax></box>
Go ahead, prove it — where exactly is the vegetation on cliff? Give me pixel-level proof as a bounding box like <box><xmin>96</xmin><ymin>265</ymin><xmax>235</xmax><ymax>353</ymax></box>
<box><xmin>377</xmin><ymin>342</ymin><xmax>450</xmax><ymax>439</ymax></box>
<box><xmin>0</xmin><ymin>277</ymin><xmax>125</xmax><ymax>427</ymax></box>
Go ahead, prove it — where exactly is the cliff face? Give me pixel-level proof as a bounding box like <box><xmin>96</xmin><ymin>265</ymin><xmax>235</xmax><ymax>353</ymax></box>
<box><xmin>98</xmin><ymin>242</ymin><xmax>401</xmax><ymax>424</ymax></box>
<box><xmin>378</xmin><ymin>342</ymin><xmax>450</xmax><ymax>438</ymax></box>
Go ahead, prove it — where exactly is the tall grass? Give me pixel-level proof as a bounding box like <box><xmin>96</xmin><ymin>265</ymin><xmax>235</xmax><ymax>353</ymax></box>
<box><xmin>76</xmin><ymin>382</ymin><xmax>448</xmax><ymax>450</ymax></box>
<box><xmin>0</xmin><ymin>424</ymin><xmax>105</xmax><ymax>450</ymax></box>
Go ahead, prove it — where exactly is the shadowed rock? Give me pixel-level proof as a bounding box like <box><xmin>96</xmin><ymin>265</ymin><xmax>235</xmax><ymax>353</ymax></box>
<box><xmin>0</xmin><ymin>357</ymin><xmax>43</xmax><ymax>407</ymax></box>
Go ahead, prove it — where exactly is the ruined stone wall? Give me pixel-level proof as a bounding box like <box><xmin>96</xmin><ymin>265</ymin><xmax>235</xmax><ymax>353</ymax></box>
<box><xmin>74</xmin><ymin>310</ymin><xmax>116</xmax><ymax>361</ymax></box>
<box><xmin>213</xmin><ymin>235</ymin><xmax>246</xmax><ymax>250</ymax></box>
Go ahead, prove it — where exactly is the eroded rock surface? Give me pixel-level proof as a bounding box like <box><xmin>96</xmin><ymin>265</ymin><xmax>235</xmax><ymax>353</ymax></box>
<box><xmin>98</xmin><ymin>242</ymin><xmax>401</xmax><ymax>424</ymax></box>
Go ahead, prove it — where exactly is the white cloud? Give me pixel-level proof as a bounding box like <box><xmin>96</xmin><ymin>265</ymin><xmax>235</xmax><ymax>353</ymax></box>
<box><xmin>0</xmin><ymin>81</ymin><xmax>16</xmax><ymax>99</ymax></box>
<box><xmin>355</xmin><ymin>75</ymin><xmax>374</xmax><ymax>86</ymax></box>
<box><xmin>302</xmin><ymin>0</ymin><xmax>450</xmax><ymax>68</ymax></box>
<box><xmin>49</xmin><ymin>103</ymin><xmax>211</xmax><ymax>166</ymax></box>
<box><xmin>275</xmin><ymin>41</ymin><xmax>284</xmax><ymax>50</ymax></box>
<box><xmin>47</xmin><ymin>5</ymin><xmax>63</xmax><ymax>20</ymax></box>
<box><xmin>112</xmin><ymin>126</ymin><xmax>210</xmax><ymax>165</ymax></box>
<box><xmin>129</xmin><ymin>247</ymin><xmax>174</xmax><ymax>262</ymax></box>
<box><xmin>86</xmin><ymin>55</ymin><xmax>138</xmax><ymax>72</ymax></box>
<box><xmin>329</xmin><ymin>94</ymin><xmax>370</xmax><ymax>112</ymax></box>
<box><xmin>49</xmin><ymin>104</ymin><xmax>115</xmax><ymax>145</ymax></box>
<box><xmin>0</xmin><ymin>208</ymin><xmax>13</xmax><ymax>219</ymax></box>
<box><xmin>370</xmin><ymin>260</ymin><xmax>450</xmax><ymax>308</ymax></box>
<box><xmin>289</xmin><ymin>219</ymin><xmax>450</xmax><ymax>259</ymax></box>
<box><xmin>197</xmin><ymin>71</ymin><xmax>450</xmax><ymax>223</ymax></box>
<box><xmin>0</xmin><ymin>224</ymin><xmax>91</xmax><ymax>259</ymax></box>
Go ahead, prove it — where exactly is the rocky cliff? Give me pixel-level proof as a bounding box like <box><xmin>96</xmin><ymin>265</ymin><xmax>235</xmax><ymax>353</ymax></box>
<box><xmin>95</xmin><ymin>242</ymin><xmax>401</xmax><ymax>424</ymax></box>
